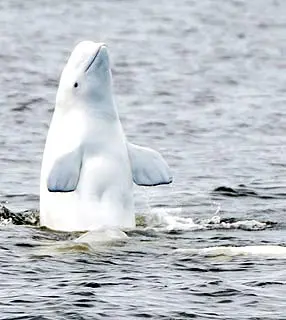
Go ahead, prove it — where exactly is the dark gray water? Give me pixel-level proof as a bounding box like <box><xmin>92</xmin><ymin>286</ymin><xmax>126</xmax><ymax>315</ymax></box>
<box><xmin>1</xmin><ymin>0</ymin><xmax>286</xmax><ymax>318</ymax></box>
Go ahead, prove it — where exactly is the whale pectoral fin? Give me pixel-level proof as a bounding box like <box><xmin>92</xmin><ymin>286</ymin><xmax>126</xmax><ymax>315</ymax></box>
<box><xmin>127</xmin><ymin>143</ymin><xmax>173</xmax><ymax>186</ymax></box>
<box><xmin>47</xmin><ymin>147</ymin><xmax>82</xmax><ymax>192</ymax></box>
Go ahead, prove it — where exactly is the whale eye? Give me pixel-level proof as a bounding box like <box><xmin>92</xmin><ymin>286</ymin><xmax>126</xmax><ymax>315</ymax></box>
<box><xmin>74</xmin><ymin>82</ymin><xmax>78</xmax><ymax>88</ymax></box>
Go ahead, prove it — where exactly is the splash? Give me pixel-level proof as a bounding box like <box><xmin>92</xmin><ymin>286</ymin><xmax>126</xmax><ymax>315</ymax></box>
<box><xmin>0</xmin><ymin>204</ymin><xmax>276</xmax><ymax>233</ymax></box>
<box><xmin>137</xmin><ymin>207</ymin><xmax>274</xmax><ymax>232</ymax></box>
<box><xmin>200</xmin><ymin>215</ymin><xmax>272</xmax><ymax>231</ymax></box>
<box><xmin>139</xmin><ymin>207</ymin><xmax>203</xmax><ymax>232</ymax></box>
<box><xmin>0</xmin><ymin>205</ymin><xmax>39</xmax><ymax>226</ymax></box>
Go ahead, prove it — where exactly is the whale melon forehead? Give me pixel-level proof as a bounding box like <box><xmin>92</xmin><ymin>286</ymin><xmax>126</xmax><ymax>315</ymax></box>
<box><xmin>66</xmin><ymin>41</ymin><xmax>106</xmax><ymax>71</ymax></box>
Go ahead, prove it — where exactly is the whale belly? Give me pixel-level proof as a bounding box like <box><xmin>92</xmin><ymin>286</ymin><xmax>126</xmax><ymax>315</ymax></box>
<box><xmin>40</xmin><ymin>153</ymin><xmax>135</xmax><ymax>232</ymax></box>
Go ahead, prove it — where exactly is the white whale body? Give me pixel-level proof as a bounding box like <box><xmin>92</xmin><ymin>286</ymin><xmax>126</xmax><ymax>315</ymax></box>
<box><xmin>40</xmin><ymin>41</ymin><xmax>172</xmax><ymax>232</ymax></box>
<box><xmin>175</xmin><ymin>245</ymin><xmax>286</xmax><ymax>258</ymax></box>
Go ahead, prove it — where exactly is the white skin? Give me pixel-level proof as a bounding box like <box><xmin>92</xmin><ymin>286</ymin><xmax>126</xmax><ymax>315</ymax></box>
<box><xmin>40</xmin><ymin>41</ymin><xmax>172</xmax><ymax>232</ymax></box>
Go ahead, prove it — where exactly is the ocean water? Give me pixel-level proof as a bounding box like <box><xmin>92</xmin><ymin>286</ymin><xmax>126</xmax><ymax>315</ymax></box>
<box><xmin>1</xmin><ymin>0</ymin><xmax>286</xmax><ymax>318</ymax></box>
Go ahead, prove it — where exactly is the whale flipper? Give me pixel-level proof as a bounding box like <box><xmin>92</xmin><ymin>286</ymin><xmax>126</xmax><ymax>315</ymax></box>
<box><xmin>47</xmin><ymin>147</ymin><xmax>82</xmax><ymax>192</ymax></box>
<box><xmin>127</xmin><ymin>142</ymin><xmax>172</xmax><ymax>186</ymax></box>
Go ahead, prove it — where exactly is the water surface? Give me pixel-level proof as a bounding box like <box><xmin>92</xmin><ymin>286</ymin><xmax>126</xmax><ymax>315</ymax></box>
<box><xmin>1</xmin><ymin>0</ymin><xmax>286</xmax><ymax>318</ymax></box>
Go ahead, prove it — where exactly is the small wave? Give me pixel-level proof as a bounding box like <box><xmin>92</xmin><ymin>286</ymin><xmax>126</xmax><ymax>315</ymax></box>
<box><xmin>139</xmin><ymin>207</ymin><xmax>203</xmax><ymax>232</ymax></box>
<box><xmin>212</xmin><ymin>185</ymin><xmax>259</xmax><ymax>197</ymax></box>
<box><xmin>138</xmin><ymin>208</ymin><xmax>275</xmax><ymax>232</ymax></box>
<box><xmin>0</xmin><ymin>205</ymin><xmax>39</xmax><ymax>227</ymax></box>
<box><xmin>0</xmin><ymin>205</ymin><xmax>277</xmax><ymax>233</ymax></box>
<box><xmin>31</xmin><ymin>228</ymin><xmax>129</xmax><ymax>256</ymax></box>
<box><xmin>200</xmin><ymin>215</ymin><xmax>275</xmax><ymax>231</ymax></box>
<box><xmin>11</xmin><ymin>97</ymin><xmax>45</xmax><ymax>112</ymax></box>
<box><xmin>212</xmin><ymin>184</ymin><xmax>284</xmax><ymax>200</ymax></box>
<box><xmin>174</xmin><ymin>245</ymin><xmax>286</xmax><ymax>258</ymax></box>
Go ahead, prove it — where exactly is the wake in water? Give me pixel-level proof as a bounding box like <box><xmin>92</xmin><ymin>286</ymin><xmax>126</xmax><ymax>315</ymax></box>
<box><xmin>1</xmin><ymin>204</ymin><xmax>284</xmax><ymax>258</ymax></box>
<box><xmin>139</xmin><ymin>207</ymin><xmax>276</xmax><ymax>232</ymax></box>
<box><xmin>0</xmin><ymin>204</ymin><xmax>276</xmax><ymax>232</ymax></box>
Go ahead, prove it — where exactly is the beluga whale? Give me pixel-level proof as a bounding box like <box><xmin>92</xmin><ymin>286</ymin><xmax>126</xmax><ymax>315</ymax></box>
<box><xmin>40</xmin><ymin>41</ymin><xmax>172</xmax><ymax>232</ymax></box>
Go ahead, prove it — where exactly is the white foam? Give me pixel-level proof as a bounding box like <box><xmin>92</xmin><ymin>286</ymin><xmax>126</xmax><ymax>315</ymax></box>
<box><xmin>144</xmin><ymin>207</ymin><xmax>203</xmax><ymax>231</ymax></box>
<box><xmin>0</xmin><ymin>217</ymin><xmax>12</xmax><ymax>226</ymax></box>
<box><xmin>140</xmin><ymin>207</ymin><xmax>270</xmax><ymax>232</ymax></box>
<box><xmin>201</xmin><ymin>215</ymin><xmax>268</xmax><ymax>231</ymax></box>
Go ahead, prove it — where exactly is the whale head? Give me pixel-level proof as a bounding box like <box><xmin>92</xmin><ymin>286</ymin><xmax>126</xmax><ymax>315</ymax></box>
<box><xmin>56</xmin><ymin>41</ymin><xmax>114</xmax><ymax>112</ymax></box>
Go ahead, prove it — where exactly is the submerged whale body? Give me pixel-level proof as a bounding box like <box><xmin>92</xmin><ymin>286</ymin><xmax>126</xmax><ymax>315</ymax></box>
<box><xmin>40</xmin><ymin>41</ymin><xmax>172</xmax><ymax>232</ymax></box>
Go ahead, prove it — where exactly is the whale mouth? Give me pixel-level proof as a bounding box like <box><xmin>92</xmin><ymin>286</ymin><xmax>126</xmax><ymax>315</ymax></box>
<box><xmin>85</xmin><ymin>44</ymin><xmax>106</xmax><ymax>72</ymax></box>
